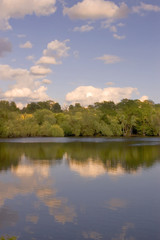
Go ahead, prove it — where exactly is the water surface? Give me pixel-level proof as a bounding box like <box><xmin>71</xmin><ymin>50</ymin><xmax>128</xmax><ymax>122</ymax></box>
<box><xmin>0</xmin><ymin>137</ymin><xmax>160</xmax><ymax>240</ymax></box>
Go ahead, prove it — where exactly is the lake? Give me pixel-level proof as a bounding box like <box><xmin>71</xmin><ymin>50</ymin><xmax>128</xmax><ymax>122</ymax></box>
<box><xmin>0</xmin><ymin>137</ymin><xmax>160</xmax><ymax>240</ymax></box>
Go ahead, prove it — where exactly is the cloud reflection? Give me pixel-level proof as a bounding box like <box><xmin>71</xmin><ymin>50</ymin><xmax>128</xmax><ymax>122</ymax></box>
<box><xmin>0</xmin><ymin>156</ymin><xmax>76</xmax><ymax>225</ymax></box>
<box><xmin>105</xmin><ymin>198</ymin><xmax>128</xmax><ymax>211</ymax></box>
<box><xmin>82</xmin><ymin>231</ymin><xmax>102</xmax><ymax>240</ymax></box>
<box><xmin>69</xmin><ymin>159</ymin><xmax>106</xmax><ymax>178</ymax></box>
<box><xmin>68</xmin><ymin>157</ymin><xmax>138</xmax><ymax>178</ymax></box>
<box><xmin>12</xmin><ymin>164</ymin><xmax>50</xmax><ymax>178</ymax></box>
<box><xmin>112</xmin><ymin>223</ymin><xmax>134</xmax><ymax>240</ymax></box>
<box><xmin>0</xmin><ymin>206</ymin><xmax>18</xmax><ymax>228</ymax></box>
<box><xmin>26</xmin><ymin>215</ymin><xmax>39</xmax><ymax>224</ymax></box>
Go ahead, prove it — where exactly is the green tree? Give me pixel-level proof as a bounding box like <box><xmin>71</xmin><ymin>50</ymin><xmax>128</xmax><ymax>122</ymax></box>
<box><xmin>51</xmin><ymin>102</ymin><xmax>62</xmax><ymax>113</ymax></box>
<box><xmin>34</xmin><ymin>109</ymin><xmax>56</xmax><ymax>125</ymax></box>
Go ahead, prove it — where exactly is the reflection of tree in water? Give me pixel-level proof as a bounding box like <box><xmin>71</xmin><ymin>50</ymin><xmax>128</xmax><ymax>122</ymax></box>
<box><xmin>23</xmin><ymin>143</ymin><xmax>65</xmax><ymax>161</ymax></box>
<box><xmin>0</xmin><ymin>141</ymin><xmax>160</xmax><ymax>174</ymax></box>
<box><xmin>64</xmin><ymin>142</ymin><xmax>160</xmax><ymax>175</ymax></box>
<box><xmin>0</xmin><ymin>143</ymin><xmax>65</xmax><ymax>172</ymax></box>
<box><xmin>0</xmin><ymin>143</ymin><xmax>22</xmax><ymax>171</ymax></box>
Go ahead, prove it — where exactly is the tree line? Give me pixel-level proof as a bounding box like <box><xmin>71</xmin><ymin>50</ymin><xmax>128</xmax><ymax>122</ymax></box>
<box><xmin>0</xmin><ymin>99</ymin><xmax>160</xmax><ymax>137</ymax></box>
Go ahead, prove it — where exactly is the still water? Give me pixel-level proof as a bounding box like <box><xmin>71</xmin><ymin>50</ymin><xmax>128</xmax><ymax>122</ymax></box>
<box><xmin>0</xmin><ymin>137</ymin><xmax>160</xmax><ymax>240</ymax></box>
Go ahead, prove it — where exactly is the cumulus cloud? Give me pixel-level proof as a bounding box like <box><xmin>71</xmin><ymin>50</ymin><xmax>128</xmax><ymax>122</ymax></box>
<box><xmin>113</xmin><ymin>34</ymin><xmax>126</xmax><ymax>40</ymax></box>
<box><xmin>4</xmin><ymin>87</ymin><xmax>32</xmax><ymax>98</ymax></box>
<box><xmin>37</xmin><ymin>56</ymin><xmax>60</xmax><ymax>65</ymax></box>
<box><xmin>63</xmin><ymin>0</ymin><xmax>129</xmax><ymax>20</ymax></box>
<box><xmin>96</xmin><ymin>54</ymin><xmax>122</xmax><ymax>64</ymax></box>
<box><xmin>0</xmin><ymin>65</ymin><xmax>29</xmax><ymax>82</ymax></box>
<box><xmin>36</xmin><ymin>39</ymin><xmax>70</xmax><ymax>67</ymax></box>
<box><xmin>140</xmin><ymin>95</ymin><xmax>149</xmax><ymax>102</ymax></box>
<box><xmin>43</xmin><ymin>39</ymin><xmax>70</xmax><ymax>58</ymax></box>
<box><xmin>132</xmin><ymin>2</ymin><xmax>160</xmax><ymax>14</ymax></box>
<box><xmin>30</xmin><ymin>65</ymin><xmax>52</xmax><ymax>76</ymax></box>
<box><xmin>0</xmin><ymin>64</ymin><xmax>51</xmax><ymax>106</ymax></box>
<box><xmin>19</xmin><ymin>41</ymin><xmax>33</xmax><ymax>48</ymax></box>
<box><xmin>0</xmin><ymin>38</ymin><xmax>12</xmax><ymax>57</ymax></box>
<box><xmin>0</xmin><ymin>39</ymin><xmax>70</xmax><ymax>106</ymax></box>
<box><xmin>4</xmin><ymin>86</ymin><xmax>49</xmax><ymax>101</ymax></box>
<box><xmin>73</xmin><ymin>24</ymin><xmax>94</xmax><ymax>32</ymax></box>
<box><xmin>66</xmin><ymin>86</ymin><xmax>138</xmax><ymax>105</ymax></box>
<box><xmin>0</xmin><ymin>0</ymin><xmax>57</xmax><ymax>30</ymax></box>
<box><xmin>2</xmin><ymin>85</ymin><xmax>49</xmax><ymax>106</ymax></box>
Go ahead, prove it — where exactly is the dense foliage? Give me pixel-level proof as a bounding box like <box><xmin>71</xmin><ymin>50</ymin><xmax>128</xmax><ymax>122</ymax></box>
<box><xmin>0</xmin><ymin>237</ymin><xmax>17</xmax><ymax>240</ymax></box>
<box><xmin>0</xmin><ymin>99</ymin><xmax>160</xmax><ymax>137</ymax></box>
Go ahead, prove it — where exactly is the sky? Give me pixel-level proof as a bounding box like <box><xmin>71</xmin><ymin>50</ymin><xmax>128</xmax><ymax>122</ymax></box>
<box><xmin>0</xmin><ymin>0</ymin><xmax>159</xmax><ymax>108</ymax></box>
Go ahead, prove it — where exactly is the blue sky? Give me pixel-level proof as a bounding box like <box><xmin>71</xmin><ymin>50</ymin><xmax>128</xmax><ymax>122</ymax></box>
<box><xmin>0</xmin><ymin>0</ymin><xmax>159</xmax><ymax>108</ymax></box>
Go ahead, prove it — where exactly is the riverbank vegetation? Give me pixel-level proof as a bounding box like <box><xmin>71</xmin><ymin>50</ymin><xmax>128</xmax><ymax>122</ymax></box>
<box><xmin>0</xmin><ymin>99</ymin><xmax>160</xmax><ymax>137</ymax></box>
<box><xmin>0</xmin><ymin>236</ymin><xmax>17</xmax><ymax>240</ymax></box>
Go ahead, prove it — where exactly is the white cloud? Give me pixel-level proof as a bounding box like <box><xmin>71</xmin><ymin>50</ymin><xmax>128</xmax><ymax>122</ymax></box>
<box><xmin>73</xmin><ymin>24</ymin><xmax>94</xmax><ymax>32</ymax></box>
<box><xmin>3</xmin><ymin>86</ymin><xmax>49</xmax><ymax>105</ymax></box>
<box><xmin>132</xmin><ymin>2</ymin><xmax>160</xmax><ymax>14</ymax></box>
<box><xmin>0</xmin><ymin>64</ymin><xmax>51</xmax><ymax>106</ymax></box>
<box><xmin>96</xmin><ymin>54</ymin><xmax>122</xmax><ymax>64</ymax></box>
<box><xmin>113</xmin><ymin>34</ymin><xmax>126</xmax><ymax>40</ymax></box>
<box><xmin>0</xmin><ymin>0</ymin><xmax>57</xmax><ymax>30</ymax></box>
<box><xmin>30</xmin><ymin>65</ymin><xmax>52</xmax><ymax>76</ymax></box>
<box><xmin>42</xmin><ymin>79</ymin><xmax>52</xmax><ymax>84</ymax></box>
<box><xmin>4</xmin><ymin>87</ymin><xmax>32</xmax><ymax>98</ymax></box>
<box><xmin>16</xmin><ymin>102</ymin><xmax>25</xmax><ymax>109</ymax></box>
<box><xmin>0</xmin><ymin>38</ymin><xmax>12</xmax><ymax>57</ymax></box>
<box><xmin>66</xmin><ymin>86</ymin><xmax>138</xmax><ymax>105</ymax></box>
<box><xmin>36</xmin><ymin>39</ymin><xmax>70</xmax><ymax>67</ymax></box>
<box><xmin>0</xmin><ymin>65</ymin><xmax>30</xmax><ymax>82</ymax></box>
<box><xmin>0</xmin><ymin>39</ymin><xmax>70</xmax><ymax>106</ymax></box>
<box><xmin>63</xmin><ymin>0</ymin><xmax>129</xmax><ymax>20</ymax></box>
<box><xmin>37</xmin><ymin>56</ymin><xmax>61</xmax><ymax>65</ymax></box>
<box><xmin>140</xmin><ymin>95</ymin><xmax>149</xmax><ymax>102</ymax></box>
<box><xmin>19</xmin><ymin>41</ymin><xmax>33</xmax><ymax>48</ymax></box>
<box><xmin>43</xmin><ymin>39</ymin><xmax>70</xmax><ymax>58</ymax></box>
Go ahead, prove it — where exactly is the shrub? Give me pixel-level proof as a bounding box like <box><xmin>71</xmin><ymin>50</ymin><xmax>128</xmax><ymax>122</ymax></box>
<box><xmin>51</xmin><ymin>125</ymin><xmax>64</xmax><ymax>137</ymax></box>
